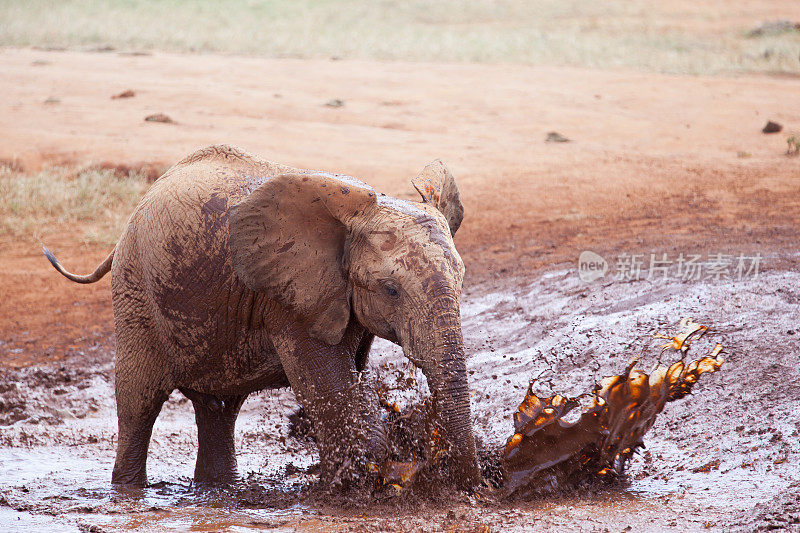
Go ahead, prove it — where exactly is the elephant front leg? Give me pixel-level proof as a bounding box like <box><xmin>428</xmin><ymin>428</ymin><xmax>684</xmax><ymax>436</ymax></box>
<box><xmin>275</xmin><ymin>331</ymin><xmax>386</xmax><ymax>488</ymax></box>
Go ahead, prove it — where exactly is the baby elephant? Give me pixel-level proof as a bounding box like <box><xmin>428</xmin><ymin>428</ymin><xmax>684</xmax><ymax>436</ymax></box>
<box><xmin>44</xmin><ymin>145</ymin><xmax>479</xmax><ymax>488</ymax></box>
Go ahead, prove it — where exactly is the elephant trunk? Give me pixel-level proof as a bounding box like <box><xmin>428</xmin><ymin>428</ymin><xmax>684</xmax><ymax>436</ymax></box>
<box><xmin>416</xmin><ymin>304</ymin><xmax>480</xmax><ymax>488</ymax></box>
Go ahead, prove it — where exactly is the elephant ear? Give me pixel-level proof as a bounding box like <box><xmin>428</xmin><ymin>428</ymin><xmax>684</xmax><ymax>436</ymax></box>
<box><xmin>411</xmin><ymin>159</ymin><xmax>464</xmax><ymax>236</ymax></box>
<box><xmin>229</xmin><ymin>172</ymin><xmax>377</xmax><ymax>345</ymax></box>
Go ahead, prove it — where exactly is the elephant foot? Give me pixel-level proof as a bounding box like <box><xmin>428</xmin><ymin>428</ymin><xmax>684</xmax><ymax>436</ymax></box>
<box><xmin>111</xmin><ymin>465</ymin><xmax>148</xmax><ymax>487</ymax></box>
<box><xmin>193</xmin><ymin>443</ymin><xmax>239</xmax><ymax>485</ymax></box>
<box><xmin>193</xmin><ymin>469</ymin><xmax>239</xmax><ymax>486</ymax></box>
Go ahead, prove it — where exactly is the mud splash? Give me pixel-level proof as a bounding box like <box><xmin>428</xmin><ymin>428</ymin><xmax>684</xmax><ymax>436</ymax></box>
<box><xmin>377</xmin><ymin>319</ymin><xmax>724</xmax><ymax>500</ymax></box>
<box><xmin>500</xmin><ymin>319</ymin><xmax>723</xmax><ymax>498</ymax></box>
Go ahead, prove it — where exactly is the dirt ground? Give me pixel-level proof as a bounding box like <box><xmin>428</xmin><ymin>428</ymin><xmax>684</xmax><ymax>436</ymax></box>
<box><xmin>1</xmin><ymin>47</ymin><xmax>799</xmax><ymax>531</ymax></box>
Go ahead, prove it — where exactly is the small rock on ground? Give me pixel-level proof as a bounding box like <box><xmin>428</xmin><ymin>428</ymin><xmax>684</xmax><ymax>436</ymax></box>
<box><xmin>144</xmin><ymin>113</ymin><xmax>174</xmax><ymax>124</ymax></box>
<box><xmin>545</xmin><ymin>131</ymin><xmax>570</xmax><ymax>143</ymax></box>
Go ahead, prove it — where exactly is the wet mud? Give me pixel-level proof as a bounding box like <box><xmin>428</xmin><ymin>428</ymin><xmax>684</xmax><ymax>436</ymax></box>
<box><xmin>1</xmin><ymin>267</ymin><xmax>799</xmax><ymax>531</ymax></box>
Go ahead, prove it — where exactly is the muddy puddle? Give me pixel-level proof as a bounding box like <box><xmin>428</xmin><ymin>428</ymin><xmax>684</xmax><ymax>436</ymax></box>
<box><xmin>2</xmin><ymin>268</ymin><xmax>799</xmax><ymax>531</ymax></box>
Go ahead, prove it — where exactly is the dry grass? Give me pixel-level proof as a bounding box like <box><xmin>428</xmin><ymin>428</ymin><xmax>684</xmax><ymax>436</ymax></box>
<box><xmin>0</xmin><ymin>165</ymin><xmax>148</xmax><ymax>244</ymax></box>
<box><xmin>1</xmin><ymin>0</ymin><xmax>799</xmax><ymax>75</ymax></box>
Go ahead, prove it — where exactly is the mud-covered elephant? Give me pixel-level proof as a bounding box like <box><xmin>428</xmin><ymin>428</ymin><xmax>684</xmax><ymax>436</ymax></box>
<box><xmin>43</xmin><ymin>145</ymin><xmax>479</xmax><ymax>488</ymax></box>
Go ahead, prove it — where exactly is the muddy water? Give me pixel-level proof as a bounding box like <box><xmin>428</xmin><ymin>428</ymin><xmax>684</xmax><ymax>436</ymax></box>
<box><xmin>2</xmin><ymin>268</ymin><xmax>799</xmax><ymax>531</ymax></box>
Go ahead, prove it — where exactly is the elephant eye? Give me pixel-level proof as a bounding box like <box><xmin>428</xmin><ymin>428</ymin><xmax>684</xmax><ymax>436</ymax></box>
<box><xmin>385</xmin><ymin>285</ymin><xmax>399</xmax><ymax>298</ymax></box>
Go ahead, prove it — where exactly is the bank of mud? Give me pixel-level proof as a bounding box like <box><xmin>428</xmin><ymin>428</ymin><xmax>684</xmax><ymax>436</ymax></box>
<box><xmin>1</xmin><ymin>267</ymin><xmax>799</xmax><ymax>532</ymax></box>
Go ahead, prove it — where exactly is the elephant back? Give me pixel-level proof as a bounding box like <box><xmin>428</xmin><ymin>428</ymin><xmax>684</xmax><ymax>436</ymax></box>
<box><xmin>112</xmin><ymin>145</ymin><xmax>294</xmax><ymax>369</ymax></box>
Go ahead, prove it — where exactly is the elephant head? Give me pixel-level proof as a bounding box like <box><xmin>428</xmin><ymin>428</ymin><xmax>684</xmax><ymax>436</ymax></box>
<box><xmin>228</xmin><ymin>162</ymin><xmax>479</xmax><ymax>487</ymax></box>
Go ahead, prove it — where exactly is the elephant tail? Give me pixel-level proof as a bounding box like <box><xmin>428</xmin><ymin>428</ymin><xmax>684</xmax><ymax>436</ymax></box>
<box><xmin>42</xmin><ymin>244</ymin><xmax>115</xmax><ymax>284</ymax></box>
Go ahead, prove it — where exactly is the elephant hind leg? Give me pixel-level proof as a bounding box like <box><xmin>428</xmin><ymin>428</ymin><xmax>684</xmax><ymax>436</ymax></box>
<box><xmin>112</xmin><ymin>387</ymin><xmax>169</xmax><ymax>486</ymax></box>
<box><xmin>186</xmin><ymin>390</ymin><xmax>247</xmax><ymax>484</ymax></box>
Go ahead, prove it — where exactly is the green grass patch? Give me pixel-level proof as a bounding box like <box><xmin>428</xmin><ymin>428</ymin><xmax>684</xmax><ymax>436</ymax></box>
<box><xmin>0</xmin><ymin>165</ymin><xmax>148</xmax><ymax>244</ymax></box>
<box><xmin>1</xmin><ymin>0</ymin><xmax>798</xmax><ymax>74</ymax></box>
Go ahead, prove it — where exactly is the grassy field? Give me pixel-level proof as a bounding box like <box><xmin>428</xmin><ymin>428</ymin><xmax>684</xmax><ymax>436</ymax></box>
<box><xmin>0</xmin><ymin>164</ymin><xmax>148</xmax><ymax>243</ymax></box>
<box><xmin>1</xmin><ymin>0</ymin><xmax>799</xmax><ymax>74</ymax></box>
